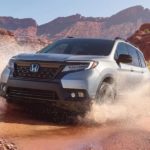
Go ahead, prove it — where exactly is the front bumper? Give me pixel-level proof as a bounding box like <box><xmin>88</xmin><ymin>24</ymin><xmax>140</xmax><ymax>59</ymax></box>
<box><xmin>0</xmin><ymin>64</ymin><xmax>100</xmax><ymax>113</ymax></box>
<box><xmin>1</xmin><ymin>79</ymin><xmax>91</xmax><ymax>113</ymax></box>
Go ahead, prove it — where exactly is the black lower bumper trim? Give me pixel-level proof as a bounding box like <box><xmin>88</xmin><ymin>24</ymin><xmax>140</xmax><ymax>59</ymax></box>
<box><xmin>4</xmin><ymin>79</ymin><xmax>91</xmax><ymax>113</ymax></box>
<box><xmin>7</xmin><ymin>79</ymin><xmax>64</xmax><ymax>100</ymax></box>
<box><xmin>7</xmin><ymin>87</ymin><xmax>59</xmax><ymax>101</ymax></box>
<box><xmin>7</xmin><ymin>96</ymin><xmax>91</xmax><ymax>114</ymax></box>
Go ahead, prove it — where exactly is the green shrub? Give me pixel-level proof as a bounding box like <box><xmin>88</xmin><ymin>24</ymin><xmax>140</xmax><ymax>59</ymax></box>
<box><xmin>144</xmin><ymin>29</ymin><xmax>150</xmax><ymax>34</ymax></box>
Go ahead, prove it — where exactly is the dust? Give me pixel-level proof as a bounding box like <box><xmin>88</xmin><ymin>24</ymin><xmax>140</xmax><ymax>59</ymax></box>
<box><xmin>0</xmin><ymin>97</ymin><xmax>7</xmax><ymax>118</ymax></box>
<box><xmin>0</xmin><ymin>44</ymin><xmax>150</xmax><ymax>125</ymax></box>
<box><xmin>0</xmin><ymin>45</ymin><xmax>34</xmax><ymax>117</ymax></box>
<box><xmin>0</xmin><ymin>46</ymin><xmax>34</xmax><ymax>74</ymax></box>
<box><xmin>83</xmin><ymin>83</ymin><xmax>150</xmax><ymax>124</ymax></box>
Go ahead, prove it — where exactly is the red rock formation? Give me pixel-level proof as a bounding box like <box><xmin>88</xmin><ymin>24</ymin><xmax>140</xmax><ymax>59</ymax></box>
<box><xmin>0</xmin><ymin>29</ymin><xmax>14</xmax><ymax>37</ymax></box>
<box><xmin>0</xmin><ymin>17</ymin><xmax>37</xmax><ymax>30</ymax></box>
<box><xmin>0</xmin><ymin>6</ymin><xmax>150</xmax><ymax>43</ymax></box>
<box><xmin>0</xmin><ymin>28</ymin><xmax>50</xmax><ymax>52</ymax></box>
<box><xmin>38</xmin><ymin>6</ymin><xmax>150</xmax><ymax>40</ymax></box>
<box><xmin>128</xmin><ymin>23</ymin><xmax>150</xmax><ymax>60</ymax></box>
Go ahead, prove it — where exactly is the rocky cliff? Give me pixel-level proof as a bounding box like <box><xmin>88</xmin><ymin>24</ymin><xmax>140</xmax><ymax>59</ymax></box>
<box><xmin>38</xmin><ymin>6</ymin><xmax>150</xmax><ymax>40</ymax></box>
<box><xmin>128</xmin><ymin>23</ymin><xmax>150</xmax><ymax>60</ymax></box>
<box><xmin>0</xmin><ymin>28</ymin><xmax>49</xmax><ymax>52</ymax></box>
<box><xmin>0</xmin><ymin>6</ymin><xmax>149</xmax><ymax>41</ymax></box>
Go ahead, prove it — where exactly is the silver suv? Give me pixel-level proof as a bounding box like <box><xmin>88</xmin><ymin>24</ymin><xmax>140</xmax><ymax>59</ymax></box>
<box><xmin>0</xmin><ymin>38</ymin><xmax>149</xmax><ymax>114</ymax></box>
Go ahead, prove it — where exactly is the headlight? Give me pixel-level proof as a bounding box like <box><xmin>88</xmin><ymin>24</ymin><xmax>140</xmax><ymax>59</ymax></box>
<box><xmin>7</xmin><ymin>59</ymin><xmax>15</xmax><ymax>69</ymax></box>
<box><xmin>62</xmin><ymin>61</ymin><xmax>98</xmax><ymax>72</ymax></box>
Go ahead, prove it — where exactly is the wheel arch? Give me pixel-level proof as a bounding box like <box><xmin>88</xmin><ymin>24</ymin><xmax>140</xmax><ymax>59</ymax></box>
<box><xmin>101</xmin><ymin>74</ymin><xmax>115</xmax><ymax>84</ymax></box>
<box><xmin>95</xmin><ymin>74</ymin><xmax>115</xmax><ymax>99</ymax></box>
<box><xmin>102</xmin><ymin>76</ymin><xmax>114</xmax><ymax>84</ymax></box>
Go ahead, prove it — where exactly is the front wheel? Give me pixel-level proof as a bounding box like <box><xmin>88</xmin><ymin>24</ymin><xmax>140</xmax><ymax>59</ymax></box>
<box><xmin>96</xmin><ymin>82</ymin><xmax>116</xmax><ymax>104</ymax></box>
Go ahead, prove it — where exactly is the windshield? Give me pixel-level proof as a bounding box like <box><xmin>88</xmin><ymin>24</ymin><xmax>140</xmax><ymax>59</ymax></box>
<box><xmin>39</xmin><ymin>39</ymin><xmax>114</xmax><ymax>56</ymax></box>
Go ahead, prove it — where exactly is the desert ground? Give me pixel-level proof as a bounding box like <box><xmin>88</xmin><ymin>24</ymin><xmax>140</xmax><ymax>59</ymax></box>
<box><xmin>0</xmin><ymin>97</ymin><xmax>150</xmax><ymax>150</ymax></box>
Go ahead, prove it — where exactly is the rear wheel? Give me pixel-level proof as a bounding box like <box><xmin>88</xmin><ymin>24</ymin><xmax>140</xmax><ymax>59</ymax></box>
<box><xmin>96</xmin><ymin>82</ymin><xmax>116</xmax><ymax>104</ymax></box>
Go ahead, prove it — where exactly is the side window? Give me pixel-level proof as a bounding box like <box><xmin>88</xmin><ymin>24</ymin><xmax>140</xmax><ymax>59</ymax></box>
<box><xmin>126</xmin><ymin>45</ymin><xmax>140</xmax><ymax>67</ymax></box>
<box><xmin>138</xmin><ymin>51</ymin><xmax>146</xmax><ymax>68</ymax></box>
<box><xmin>115</xmin><ymin>43</ymin><xmax>128</xmax><ymax>60</ymax></box>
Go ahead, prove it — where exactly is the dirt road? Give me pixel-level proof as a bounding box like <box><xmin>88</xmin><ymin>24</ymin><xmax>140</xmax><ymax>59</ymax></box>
<box><xmin>0</xmin><ymin>98</ymin><xmax>150</xmax><ymax>150</ymax></box>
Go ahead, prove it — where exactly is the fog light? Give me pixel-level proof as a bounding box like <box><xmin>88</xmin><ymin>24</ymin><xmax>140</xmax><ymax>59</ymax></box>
<box><xmin>1</xmin><ymin>84</ymin><xmax>7</xmax><ymax>92</ymax></box>
<box><xmin>2</xmin><ymin>85</ymin><xmax>7</xmax><ymax>92</ymax></box>
<box><xmin>71</xmin><ymin>92</ymin><xmax>76</xmax><ymax>98</ymax></box>
<box><xmin>78</xmin><ymin>92</ymin><xmax>84</xmax><ymax>98</ymax></box>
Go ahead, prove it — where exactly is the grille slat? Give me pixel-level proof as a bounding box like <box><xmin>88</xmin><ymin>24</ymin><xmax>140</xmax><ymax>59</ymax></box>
<box><xmin>7</xmin><ymin>87</ymin><xmax>59</xmax><ymax>101</ymax></box>
<box><xmin>13</xmin><ymin>61</ymin><xmax>62</xmax><ymax>80</ymax></box>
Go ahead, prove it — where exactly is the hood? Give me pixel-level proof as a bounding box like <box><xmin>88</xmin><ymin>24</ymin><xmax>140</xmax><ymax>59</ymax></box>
<box><xmin>12</xmin><ymin>53</ymin><xmax>107</xmax><ymax>62</ymax></box>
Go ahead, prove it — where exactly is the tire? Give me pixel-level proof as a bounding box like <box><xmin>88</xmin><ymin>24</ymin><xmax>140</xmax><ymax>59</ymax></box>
<box><xmin>96</xmin><ymin>82</ymin><xmax>116</xmax><ymax>104</ymax></box>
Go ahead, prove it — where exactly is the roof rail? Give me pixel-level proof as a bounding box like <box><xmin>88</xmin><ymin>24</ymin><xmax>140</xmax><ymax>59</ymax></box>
<box><xmin>115</xmin><ymin>37</ymin><xmax>131</xmax><ymax>43</ymax></box>
<box><xmin>67</xmin><ymin>36</ymin><xmax>75</xmax><ymax>38</ymax></box>
<box><xmin>114</xmin><ymin>37</ymin><xmax>126</xmax><ymax>41</ymax></box>
<box><xmin>115</xmin><ymin>37</ymin><xmax>139</xmax><ymax>48</ymax></box>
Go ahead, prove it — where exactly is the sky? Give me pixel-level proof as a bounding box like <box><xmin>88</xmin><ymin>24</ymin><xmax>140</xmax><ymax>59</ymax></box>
<box><xmin>0</xmin><ymin>0</ymin><xmax>149</xmax><ymax>25</ymax></box>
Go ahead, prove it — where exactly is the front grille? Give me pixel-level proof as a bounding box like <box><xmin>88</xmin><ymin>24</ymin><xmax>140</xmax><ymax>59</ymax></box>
<box><xmin>7</xmin><ymin>87</ymin><xmax>59</xmax><ymax>101</ymax></box>
<box><xmin>13</xmin><ymin>61</ymin><xmax>63</xmax><ymax>80</ymax></box>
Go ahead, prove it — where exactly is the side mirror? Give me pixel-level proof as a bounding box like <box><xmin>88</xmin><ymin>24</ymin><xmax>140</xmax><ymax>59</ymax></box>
<box><xmin>117</xmin><ymin>54</ymin><xmax>132</xmax><ymax>64</ymax></box>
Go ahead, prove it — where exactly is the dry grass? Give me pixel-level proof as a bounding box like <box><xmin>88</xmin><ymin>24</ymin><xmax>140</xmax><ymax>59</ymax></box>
<box><xmin>146</xmin><ymin>61</ymin><xmax>150</xmax><ymax>70</ymax></box>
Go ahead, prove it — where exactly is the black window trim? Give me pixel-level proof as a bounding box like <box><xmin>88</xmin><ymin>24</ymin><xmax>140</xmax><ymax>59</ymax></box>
<box><xmin>114</xmin><ymin>42</ymin><xmax>129</xmax><ymax>60</ymax></box>
<box><xmin>136</xmin><ymin>50</ymin><xmax>146</xmax><ymax>68</ymax></box>
<box><xmin>115</xmin><ymin>41</ymin><xmax>146</xmax><ymax>68</ymax></box>
<box><xmin>125</xmin><ymin>43</ymin><xmax>141</xmax><ymax>67</ymax></box>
